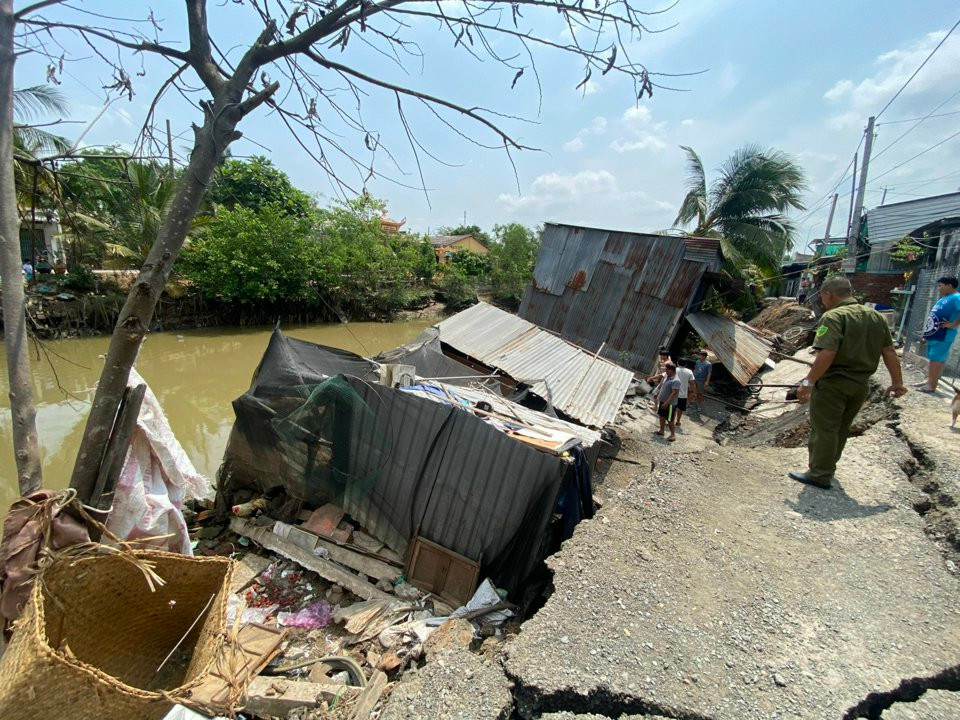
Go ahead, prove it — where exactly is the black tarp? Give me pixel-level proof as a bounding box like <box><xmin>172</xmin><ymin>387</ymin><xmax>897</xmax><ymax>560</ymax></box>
<box><xmin>373</xmin><ymin>329</ymin><xmax>502</xmax><ymax>394</ymax></box>
<box><xmin>220</xmin><ymin>329</ymin><xmax>569</xmax><ymax>595</ymax></box>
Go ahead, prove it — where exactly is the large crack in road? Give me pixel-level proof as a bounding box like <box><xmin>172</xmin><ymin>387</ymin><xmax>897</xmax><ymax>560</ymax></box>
<box><xmin>383</xmin><ymin>366</ymin><xmax>960</xmax><ymax>719</ymax></box>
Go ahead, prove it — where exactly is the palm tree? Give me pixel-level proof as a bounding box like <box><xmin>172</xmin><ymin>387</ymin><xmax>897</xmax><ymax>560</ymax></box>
<box><xmin>12</xmin><ymin>85</ymin><xmax>69</xmax><ymax>205</ymax></box>
<box><xmin>673</xmin><ymin>145</ymin><xmax>807</xmax><ymax>276</ymax></box>
<box><xmin>102</xmin><ymin>161</ymin><xmax>210</xmax><ymax>268</ymax></box>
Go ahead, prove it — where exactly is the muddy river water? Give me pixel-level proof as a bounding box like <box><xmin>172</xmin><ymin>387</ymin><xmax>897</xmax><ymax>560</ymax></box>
<box><xmin>0</xmin><ymin>319</ymin><xmax>433</xmax><ymax>509</ymax></box>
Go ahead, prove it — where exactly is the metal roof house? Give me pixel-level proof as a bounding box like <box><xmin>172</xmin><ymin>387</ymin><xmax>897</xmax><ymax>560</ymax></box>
<box><xmin>434</xmin><ymin>302</ymin><xmax>634</xmax><ymax>428</ymax></box>
<box><xmin>863</xmin><ymin>192</ymin><xmax>960</xmax><ymax>272</ymax></box>
<box><xmin>518</xmin><ymin>223</ymin><xmax>723</xmax><ymax>373</ymax></box>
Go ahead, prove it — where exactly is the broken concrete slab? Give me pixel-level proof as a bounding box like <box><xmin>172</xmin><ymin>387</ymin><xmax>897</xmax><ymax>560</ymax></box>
<box><xmin>505</xmin><ymin>389</ymin><xmax>960</xmax><ymax>720</ymax></box>
<box><xmin>243</xmin><ymin>676</ymin><xmax>350</xmax><ymax>717</ymax></box>
<box><xmin>882</xmin><ymin>689</ymin><xmax>960</xmax><ymax>720</ymax></box>
<box><xmin>379</xmin><ymin>646</ymin><xmax>512</xmax><ymax>720</ymax></box>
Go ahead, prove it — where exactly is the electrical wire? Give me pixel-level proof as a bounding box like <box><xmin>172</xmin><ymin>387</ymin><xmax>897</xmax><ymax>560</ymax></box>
<box><xmin>876</xmin><ymin>109</ymin><xmax>960</xmax><ymax>125</ymax></box>
<box><xmin>872</xmin><ymin>87</ymin><xmax>960</xmax><ymax>161</ymax></box>
<box><xmin>869</xmin><ymin>127</ymin><xmax>960</xmax><ymax>185</ymax></box>
<box><xmin>874</xmin><ymin>16</ymin><xmax>960</xmax><ymax>121</ymax></box>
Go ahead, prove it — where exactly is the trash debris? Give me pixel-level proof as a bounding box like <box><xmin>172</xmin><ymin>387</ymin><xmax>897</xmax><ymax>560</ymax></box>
<box><xmin>277</xmin><ymin>599</ymin><xmax>333</xmax><ymax>629</ymax></box>
<box><xmin>232</xmin><ymin>497</ymin><xmax>267</xmax><ymax>517</ymax></box>
<box><xmin>334</xmin><ymin>598</ymin><xmax>419</xmax><ymax>643</ymax></box>
<box><xmin>449</xmin><ymin>578</ymin><xmax>514</xmax><ymax>626</ymax></box>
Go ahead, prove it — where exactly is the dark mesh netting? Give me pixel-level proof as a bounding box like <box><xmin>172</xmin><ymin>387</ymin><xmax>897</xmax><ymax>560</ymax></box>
<box><xmin>270</xmin><ymin>376</ymin><xmax>391</xmax><ymax>508</ymax></box>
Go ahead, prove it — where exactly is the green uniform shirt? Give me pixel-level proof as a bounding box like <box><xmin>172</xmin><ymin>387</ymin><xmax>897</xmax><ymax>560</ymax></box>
<box><xmin>813</xmin><ymin>298</ymin><xmax>893</xmax><ymax>383</ymax></box>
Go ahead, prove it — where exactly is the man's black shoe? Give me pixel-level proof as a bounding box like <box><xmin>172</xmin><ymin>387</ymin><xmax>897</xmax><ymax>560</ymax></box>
<box><xmin>788</xmin><ymin>471</ymin><xmax>832</xmax><ymax>489</ymax></box>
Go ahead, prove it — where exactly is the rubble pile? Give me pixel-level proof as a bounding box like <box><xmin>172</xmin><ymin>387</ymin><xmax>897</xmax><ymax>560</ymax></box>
<box><xmin>749</xmin><ymin>298</ymin><xmax>817</xmax><ymax>351</ymax></box>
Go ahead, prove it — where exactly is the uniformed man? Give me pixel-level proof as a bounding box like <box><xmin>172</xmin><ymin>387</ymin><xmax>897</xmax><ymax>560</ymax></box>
<box><xmin>790</xmin><ymin>276</ymin><xmax>907</xmax><ymax>489</ymax></box>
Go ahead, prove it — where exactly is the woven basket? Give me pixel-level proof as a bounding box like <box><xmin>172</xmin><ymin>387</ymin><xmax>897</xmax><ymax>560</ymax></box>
<box><xmin>0</xmin><ymin>550</ymin><xmax>234</xmax><ymax>720</ymax></box>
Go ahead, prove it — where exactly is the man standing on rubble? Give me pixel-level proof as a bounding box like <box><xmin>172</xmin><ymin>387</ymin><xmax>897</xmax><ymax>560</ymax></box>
<box><xmin>790</xmin><ymin>276</ymin><xmax>907</xmax><ymax>489</ymax></box>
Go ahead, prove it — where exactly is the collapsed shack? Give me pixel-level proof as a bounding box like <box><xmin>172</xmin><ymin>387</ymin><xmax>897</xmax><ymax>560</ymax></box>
<box><xmin>220</xmin><ymin>329</ymin><xmax>601</xmax><ymax>607</ymax></box>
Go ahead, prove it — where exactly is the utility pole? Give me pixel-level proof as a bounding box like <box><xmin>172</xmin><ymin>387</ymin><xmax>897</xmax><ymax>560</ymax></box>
<box><xmin>845</xmin><ymin>152</ymin><xmax>858</xmax><ymax>247</ymax></box>
<box><xmin>880</xmin><ymin>187</ymin><xmax>888</xmax><ymax>205</ymax></box>
<box><xmin>844</xmin><ymin>116</ymin><xmax>875</xmax><ymax>273</ymax></box>
<box><xmin>821</xmin><ymin>192</ymin><xmax>838</xmax><ymax>254</ymax></box>
<box><xmin>166</xmin><ymin>119</ymin><xmax>175</xmax><ymax>173</ymax></box>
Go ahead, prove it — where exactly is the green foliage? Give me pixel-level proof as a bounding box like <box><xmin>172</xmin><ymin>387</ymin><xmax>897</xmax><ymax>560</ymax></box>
<box><xmin>438</xmin><ymin>264</ymin><xmax>479</xmax><ymax>311</ymax></box>
<box><xmin>58</xmin><ymin>265</ymin><xmax>96</xmax><ymax>294</ymax></box>
<box><xmin>209</xmin><ymin>156</ymin><xmax>314</xmax><ymax>217</ymax></box>
<box><xmin>889</xmin><ymin>233</ymin><xmax>927</xmax><ymax>265</ymax></box>
<box><xmin>56</xmin><ymin>150</ymin><xmax>193</xmax><ymax>268</ymax></box>
<box><xmin>488</xmin><ymin>223</ymin><xmax>540</xmax><ymax>309</ymax></box>
<box><xmin>450</xmin><ymin>249</ymin><xmax>491</xmax><ymax>277</ymax></box>
<box><xmin>181</xmin><ymin>205</ymin><xmax>315</xmax><ymax>302</ymax></box>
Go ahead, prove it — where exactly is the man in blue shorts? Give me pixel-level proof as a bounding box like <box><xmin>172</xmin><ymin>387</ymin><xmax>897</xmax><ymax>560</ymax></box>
<box><xmin>920</xmin><ymin>276</ymin><xmax>960</xmax><ymax>393</ymax></box>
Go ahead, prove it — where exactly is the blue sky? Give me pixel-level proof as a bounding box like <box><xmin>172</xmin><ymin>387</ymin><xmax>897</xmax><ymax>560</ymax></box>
<box><xmin>14</xmin><ymin>0</ymin><xmax>960</xmax><ymax>250</ymax></box>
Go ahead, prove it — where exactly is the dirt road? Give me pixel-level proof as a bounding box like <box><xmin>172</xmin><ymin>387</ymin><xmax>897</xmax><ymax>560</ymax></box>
<box><xmin>384</xmin><ymin>362</ymin><xmax>960</xmax><ymax>719</ymax></box>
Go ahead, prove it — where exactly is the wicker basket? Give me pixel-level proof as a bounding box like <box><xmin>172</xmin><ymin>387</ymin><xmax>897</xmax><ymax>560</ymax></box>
<box><xmin>0</xmin><ymin>550</ymin><xmax>234</xmax><ymax>720</ymax></box>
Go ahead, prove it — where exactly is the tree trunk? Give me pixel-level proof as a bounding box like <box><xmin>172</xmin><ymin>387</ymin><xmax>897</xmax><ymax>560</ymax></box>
<box><xmin>0</xmin><ymin>0</ymin><xmax>43</xmax><ymax>496</ymax></box>
<box><xmin>69</xmin><ymin>107</ymin><xmax>242</xmax><ymax>503</ymax></box>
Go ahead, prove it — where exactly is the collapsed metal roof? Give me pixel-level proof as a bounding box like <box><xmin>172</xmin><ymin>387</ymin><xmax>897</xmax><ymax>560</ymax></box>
<box><xmin>686</xmin><ymin>312</ymin><xmax>773</xmax><ymax>386</ymax></box>
<box><xmin>435</xmin><ymin>302</ymin><xmax>633</xmax><ymax>428</ymax></box>
<box><xmin>518</xmin><ymin>223</ymin><xmax>723</xmax><ymax>374</ymax></box>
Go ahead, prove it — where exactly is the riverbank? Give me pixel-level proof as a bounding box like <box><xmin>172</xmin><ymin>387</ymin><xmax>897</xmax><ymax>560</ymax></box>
<box><xmin>12</xmin><ymin>284</ymin><xmax>448</xmax><ymax>339</ymax></box>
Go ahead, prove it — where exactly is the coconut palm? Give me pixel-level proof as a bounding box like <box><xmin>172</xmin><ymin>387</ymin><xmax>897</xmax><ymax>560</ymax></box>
<box><xmin>12</xmin><ymin>85</ymin><xmax>70</xmax><ymax>203</ymax></box>
<box><xmin>101</xmin><ymin>161</ymin><xmax>210</xmax><ymax>268</ymax></box>
<box><xmin>673</xmin><ymin>144</ymin><xmax>807</xmax><ymax>276</ymax></box>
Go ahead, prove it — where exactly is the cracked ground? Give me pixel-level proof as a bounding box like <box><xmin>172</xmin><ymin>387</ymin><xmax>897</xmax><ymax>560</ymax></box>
<box><xmin>382</xmin><ymin>358</ymin><xmax>960</xmax><ymax>719</ymax></box>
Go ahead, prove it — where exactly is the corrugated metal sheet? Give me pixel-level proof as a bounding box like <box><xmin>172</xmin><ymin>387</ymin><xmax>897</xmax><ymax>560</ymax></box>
<box><xmin>686</xmin><ymin>312</ymin><xmax>773</xmax><ymax>386</ymax></box>
<box><xmin>435</xmin><ymin>302</ymin><xmax>633</xmax><ymax>428</ymax></box>
<box><xmin>519</xmin><ymin>223</ymin><xmax>723</xmax><ymax>374</ymax></box>
<box><xmin>864</xmin><ymin>192</ymin><xmax>960</xmax><ymax>247</ymax></box>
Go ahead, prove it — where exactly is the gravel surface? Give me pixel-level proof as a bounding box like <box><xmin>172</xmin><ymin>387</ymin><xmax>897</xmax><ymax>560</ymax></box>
<box><xmin>507</xmin><ymin>365</ymin><xmax>959</xmax><ymax>719</ymax></box>
<box><xmin>379</xmin><ymin>643</ymin><xmax>512</xmax><ymax>720</ymax></box>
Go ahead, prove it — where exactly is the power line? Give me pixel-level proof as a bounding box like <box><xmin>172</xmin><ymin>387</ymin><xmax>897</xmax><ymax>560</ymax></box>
<box><xmin>872</xmin><ymin>87</ymin><xmax>960</xmax><ymax>161</ymax></box>
<box><xmin>870</xmin><ymin>127</ymin><xmax>960</xmax><ymax>185</ymax></box>
<box><xmin>876</xmin><ymin>108</ymin><xmax>960</xmax><ymax>125</ymax></box>
<box><xmin>874</xmin><ymin>16</ymin><xmax>960</xmax><ymax>120</ymax></box>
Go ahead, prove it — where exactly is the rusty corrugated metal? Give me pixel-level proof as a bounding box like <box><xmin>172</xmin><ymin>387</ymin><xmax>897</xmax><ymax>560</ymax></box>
<box><xmin>435</xmin><ymin>302</ymin><xmax>633</xmax><ymax>428</ymax></box>
<box><xmin>686</xmin><ymin>312</ymin><xmax>773</xmax><ymax>386</ymax></box>
<box><xmin>519</xmin><ymin>223</ymin><xmax>723</xmax><ymax>374</ymax></box>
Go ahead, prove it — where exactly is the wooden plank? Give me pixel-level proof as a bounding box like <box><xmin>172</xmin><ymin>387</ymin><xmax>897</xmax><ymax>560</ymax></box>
<box><xmin>188</xmin><ymin>623</ymin><xmax>285</xmax><ymax>712</ymax></box>
<box><xmin>230</xmin><ymin>518</ymin><xmax>393</xmax><ymax>602</ymax></box>
<box><xmin>312</xmin><ymin>534</ymin><xmax>402</xmax><ymax>582</ymax></box>
<box><xmin>89</xmin><ymin>383</ymin><xmax>146</xmax><ymax>513</ymax></box>
<box><xmin>349</xmin><ymin>670</ymin><xmax>388</xmax><ymax>720</ymax></box>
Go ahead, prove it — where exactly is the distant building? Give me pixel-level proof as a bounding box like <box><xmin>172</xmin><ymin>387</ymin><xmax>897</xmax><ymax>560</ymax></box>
<box><xmin>429</xmin><ymin>233</ymin><xmax>489</xmax><ymax>264</ymax></box>
<box><xmin>18</xmin><ymin>209</ymin><xmax>65</xmax><ymax>265</ymax></box>
<box><xmin>861</xmin><ymin>191</ymin><xmax>960</xmax><ymax>273</ymax></box>
<box><xmin>379</xmin><ymin>210</ymin><xmax>406</xmax><ymax>234</ymax></box>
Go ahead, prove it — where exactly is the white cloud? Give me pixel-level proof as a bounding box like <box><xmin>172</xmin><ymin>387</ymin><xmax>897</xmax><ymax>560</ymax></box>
<box><xmin>497</xmin><ymin>169</ymin><xmax>673</xmax><ymax>221</ymax></box>
<box><xmin>561</xmin><ymin>116</ymin><xmax>608</xmax><ymax>152</ymax></box>
<box><xmin>610</xmin><ymin>136</ymin><xmax>666</xmax><ymax>153</ymax></box>
<box><xmin>680</xmin><ymin>118</ymin><xmax>696</xmax><ymax>127</ymax></box>
<box><xmin>717</xmin><ymin>63</ymin><xmax>741</xmax><ymax>95</ymax></box>
<box><xmin>823</xmin><ymin>29</ymin><xmax>960</xmax><ymax>113</ymax></box>
<box><xmin>609</xmin><ymin>105</ymin><xmax>668</xmax><ymax>154</ymax></box>
<box><xmin>823</xmin><ymin>79</ymin><xmax>854</xmax><ymax>101</ymax></box>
